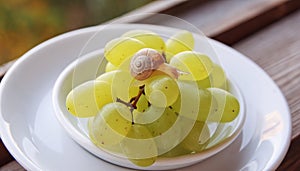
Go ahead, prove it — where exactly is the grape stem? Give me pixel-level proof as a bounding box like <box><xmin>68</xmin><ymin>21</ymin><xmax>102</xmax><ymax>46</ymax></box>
<box><xmin>116</xmin><ymin>98</ymin><xmax>132</xmax><ymax>108</ymax></box>
<box><xmin>116</xmin><ymin>85</ymin><xmax>145</xmax><ymax>124</ymax></box>
<box><xmin>131</xmin><ymin>85</ymin><xmax>145</xmax><ymax>109</ymax></box>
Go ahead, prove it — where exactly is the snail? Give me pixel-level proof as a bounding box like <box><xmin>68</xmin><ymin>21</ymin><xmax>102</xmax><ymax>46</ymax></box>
<box><xmin>130</xmin><ymin>48</ymin><xmax>181</xmax><ymax>80</ymax></box>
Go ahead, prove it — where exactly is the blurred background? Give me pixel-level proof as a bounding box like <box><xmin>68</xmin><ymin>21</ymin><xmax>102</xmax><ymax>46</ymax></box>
<box><xmin>0</xmin><ymin>0</ymin><xmax>152</xmax><ymax>65</ymax></box>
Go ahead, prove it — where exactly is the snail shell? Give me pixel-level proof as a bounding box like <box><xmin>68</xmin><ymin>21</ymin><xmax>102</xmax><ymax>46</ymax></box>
<box><xmin>130</xmin><ymin>48</ymin><xmax>165</xmax><ymax>80</ymax></box>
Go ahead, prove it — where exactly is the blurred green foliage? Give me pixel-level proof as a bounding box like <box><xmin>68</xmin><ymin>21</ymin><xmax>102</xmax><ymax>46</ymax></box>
<box><xmin>0</xmin><ymin>0</ymin><xmax>152</xmax><ymax>64</ymax></box>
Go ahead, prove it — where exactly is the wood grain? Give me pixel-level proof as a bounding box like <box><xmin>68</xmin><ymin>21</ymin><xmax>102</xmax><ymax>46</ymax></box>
<box><xmin>212</xmin><ymin>0</ymin><xmax>300</xmax><ymax>45</ymax></box>
<box><xmin>141</xmin><ymin>0</ymin><xmax>300</xmax><ymax>45</ymax></box>
<box><xmin>0</xmin><ymin>140</ymin><xmax>13</xmax><ymax>166</ymax></box>
<box><xmin>0</xmin><ymin>161</ymin><xmax>25</xmax><ymax>171</ymax></box>
<box><xmin>233</xmin><ymin>9</ymin><xmax>300</xmax><ymax>139</ymax></box>
<box><xmin>277</xmin><ymin>135</ymin><xmax>300</xmax><ymax>170</ymax></box>
<box><xmin>142</xmin><ymin>0</ymin><xmax>283</xmax><ymax>33</ymax></box>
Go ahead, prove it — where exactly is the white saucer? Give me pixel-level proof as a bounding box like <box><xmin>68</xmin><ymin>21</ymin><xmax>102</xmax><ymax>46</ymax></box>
<box><xmin>0</xmin><ymin>24</ymin><xmax>291</xmax><ymax>171</ymax></box>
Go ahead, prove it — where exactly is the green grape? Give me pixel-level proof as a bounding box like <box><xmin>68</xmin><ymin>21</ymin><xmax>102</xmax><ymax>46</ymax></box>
<box><xmin>159</xmin><ymin>144</ymin><xmax>192</xmax><ymax>157</ymax></box>
<box><xmin>105</xmin><ymin>62</ymin><xmax>118</xmax><ymax>72</ymax></box>
<box><xmin>144</xmin><ymin>107</ymin><xmax>178</xmax><ymax>137</ymax></box>
<box><xmin>143</xmin><ymin>107</ymin><xmax>179</xmax><ymax>154</ymax></box>
<box><xmin>135</xmin><ymin>106</ymin><xmax>196</xmax><ymax>156</ymax></box>
<box><xmin>197</xmin><ymin>64</ymin><xmax>228</xmax><ymax>90</ymax></box>
<box><xmin>88</xmin><ymin>118</ymin><xmax>121</xmax><ymax>154</ymax></box>
<box><xmin>96</xmin><ymin>70</ymin><xmax>139</xmax><ymax>102</ymax></box>
<box><xmin>207</xmin><ymin>88</ymin><xmax>240</xmax><ymax>122</ymax></box>
<box><xmin>170</xmin><ymin>51</ymin><xmax>213</xmax><ymax>81</ymax></box>
<box><xmin>122</xmin><ymin>29</ymin><xmax>166</xmax><ymax>52</ymax></box>
<box><xmin>88</xmin><ymin>102</ymin><xmax>132</xmax><ymax>152</ymax></box>
<box><xmin>174</xmin><ymin>88</ymin><xmax>240</xmax><ymax>123</ymax></box>
<box><xmin>133</xmin><ymin>104</ymin><xmax>179</xmax><ymax>156</ymax></box>
<box><xmin>145</xmin><ymin>75</ymin><xmax>179</xmax><ymax>107</ymax></box>
<box><xmin>66</xmin><ymin>80</ymin><xmax>112</xmax><ymax>118</ymax></box>
<box><xmin>165</xmin><ymin>30</ymin><xmax>194</xmax><ymax>62</ymax></box>
<box><xmin>180</xmin><ymin>120</ymin><xmax>210</xmax><ymax>152</ymax></box>
<box><xmin>153</xmin><ymin>114</ymin><xmax>196</xmax><ymax>155</ymax></box>
<box><xmin>94</xmin><ymin>81</ymin><xmax>114</xmax><ymax>109</ymax></box>
<box><xmin>171</xmin><ymin>80</ymin><xmax>200</xmax><ymax>121</ymax></box>
<box><xmin>129</xmin><ymin>157</ymin><xmax>156</xmax><ymax>168</ymax></box>
<box><xmin>104</xmin><ymin>37</ymin><xmax>146</xmax><ymax>66</ymax></box>
<box><xmin>159</xmin><ymin>120</ymin><xmax>210</xmax><ymax>157</ymax></box>
<box><xmin>96</xmin><ymin>70</ymin><xmax>119</xmax><ymax>83</ymax></box>
<box><xmin>133</xmin><ymin>104</ymin><xmax>166</xmax><ymax>125</ymax></box>
<box><xmin>197</xmin><ymin>89</ymin><xmax>215</xmax><ymax>122</ymax></box>
<box><xmin>116</xmin><ymin>56</ymin><xmax>131</xmax><ymax>72</ymax></box>
<box><xmin>135</xmin><ymin>94</ymin><xmax>149</xmax><ymax>112</ymax></box>
<box><xmin>110</xmin><ymin>70</ymin><xmax>139</xmax><ymax>102</ymax></box>
<box><xmin>120</xmin><ymin>124</ymin><xmax>157</xmax><ymax>167</ymax></box>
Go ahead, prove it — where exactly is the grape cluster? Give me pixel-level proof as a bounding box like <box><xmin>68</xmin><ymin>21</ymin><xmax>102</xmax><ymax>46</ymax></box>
<box><xmin>65</xmin><ymin>30</ymin><xmax>240</xmax><ymax>167</ymax></box>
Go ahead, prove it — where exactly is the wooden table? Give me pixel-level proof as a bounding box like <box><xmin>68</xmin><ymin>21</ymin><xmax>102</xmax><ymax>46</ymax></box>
<box><xmin>0</xmin><ymin>0</ymin><xmax>300</xmax><ymax>170</ymax></box>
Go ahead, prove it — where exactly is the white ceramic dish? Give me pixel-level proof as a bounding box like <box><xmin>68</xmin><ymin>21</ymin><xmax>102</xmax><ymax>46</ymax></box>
<box><xmin>0</xmin><ymin>24</ymin><xmax>291</xmax><ymax>171</ymax></box>
<box><xmin>52</xmin><ymin>48</ymin><xmax>245</xmax><ymax>170</ymax></box>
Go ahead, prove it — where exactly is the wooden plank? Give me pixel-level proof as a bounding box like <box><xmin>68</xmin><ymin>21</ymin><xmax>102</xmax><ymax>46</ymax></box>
<box><xmin>233</xmin><ymin>9</ymin><xmax>300</xmax><ymax>139</ymax></box>
<box><xmin>0</xmin><ymin>161</ymin><xmax>25</xmax><ymax>171</ymax></box>
<box><xmin>140</xmin><ymin>0</ymin><xmax>300</xmax><ymax>44</ymax></box>
<box><xmin>0</xmin><ymin>139</ymin><xmax>13</xmax><ymax>166</ymax></box>
<box><xmin>105</xmin><ymin>0</ymin><xmax>187</xmax><ymax>24</ymax></box>
<box><xmin>163</xmin><ymin>0</ymin><xmax>285</xmax><ymax>36</ymax></box>
<box><xmin>213</xmin><ymin>0</ymin><xmax>300</xmax><ymax>45</ymax></box>
<box><xmin>277</xmin><ymin>135</ymin><xmax>300</xmax><ymax>170</ymax></box>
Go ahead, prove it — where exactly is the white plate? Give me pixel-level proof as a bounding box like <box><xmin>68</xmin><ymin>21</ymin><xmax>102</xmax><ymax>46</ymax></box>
<box><xmin>0</xmin><ymin>24</ymin><xmax>291</xmax><ymax>171</ymax></box>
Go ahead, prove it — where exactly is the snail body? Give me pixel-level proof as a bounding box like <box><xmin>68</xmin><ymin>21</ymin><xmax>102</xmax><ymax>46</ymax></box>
<box><xmin>130</xmin><ymin>48</ymin><xmax>180</xmax><ymax>80</ymax></box>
